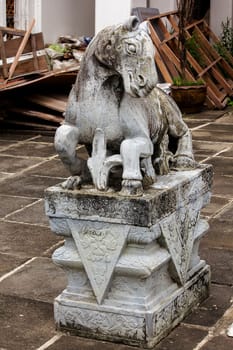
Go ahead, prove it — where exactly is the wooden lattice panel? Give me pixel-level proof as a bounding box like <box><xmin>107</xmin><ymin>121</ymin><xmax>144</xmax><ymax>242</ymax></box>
<box><xmin>148</xmin><ymin>11</ymin><xmax>233</xmax><ymax>109</ymax></box>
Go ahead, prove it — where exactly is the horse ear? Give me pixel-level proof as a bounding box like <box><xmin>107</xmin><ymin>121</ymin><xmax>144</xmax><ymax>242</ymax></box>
<box><xmin>122</xmin><ymin>16</ymin><xmax>140</xmax><ymax>31</ymax></box>
<box><xmin>139</xmin><ymin>20</ymin><xmax>151</xmax><ymax>35</ymax></box>
<box><xmin>95</xmin><ymin>38</ymin><xmax>114</xmax><ymax>67</ymax></box>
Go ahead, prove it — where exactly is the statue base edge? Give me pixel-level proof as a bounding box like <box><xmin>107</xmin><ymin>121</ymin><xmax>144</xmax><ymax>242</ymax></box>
<box><xmin>54</xmin><ymin>264</ymin><xmax>210</xmax><ymax>349</ymax></box>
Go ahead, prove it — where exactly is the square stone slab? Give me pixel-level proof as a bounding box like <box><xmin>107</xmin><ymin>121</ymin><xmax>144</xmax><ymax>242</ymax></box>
<box><xmin>45</xmin><ymin>166</ymin><xmax>212</xmax><ymax>227</ymax></box>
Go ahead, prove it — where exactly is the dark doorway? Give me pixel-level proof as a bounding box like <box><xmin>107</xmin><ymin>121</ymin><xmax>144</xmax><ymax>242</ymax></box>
<box><xmin>193</xmin><ymin>0</ymin><xmax>210</xmax><ymax>23</ymax></box>
<box><xmin>6</xmin><ymin>0</ymin><xmax>14</xmax><ymax>28</ymax></box>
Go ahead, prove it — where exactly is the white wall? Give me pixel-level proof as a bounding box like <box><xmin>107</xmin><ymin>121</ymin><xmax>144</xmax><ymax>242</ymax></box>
<box><xmin>131</xmin><ymin>0</ymin><xmax>176</xmax><ymax>12</ymax></box>
<box><xmin>0</xmin><ymin>0</ymin><xmax>6</xmax><ymax>26</ymax></box>
<box><xmin>41</xmin><ymin>0</ymin><xmax>95</xmax><ymax>44</ymax></box>
<box><xmin>149</xmin><ymin>0</ymin><xmax>176</xmax><ymax>13</ymax></box>
<box><xmin>95</xmin><ymin>0</ymin><xmax>177</xmax><ymax>34</ymax></box>
<box><xmin>95</xmin><ymin>0</ymin><xmax>132</xmax><ymax>33</ymax></box>
<box><xmin>210</xmin><ymin>0</ymin><xmax>233</xmax><ymax>37</ymax></box>
<box><xmin>131</xmin><ymin>0</ymin><xmax>147</xmax><ymax>7</ymax></box>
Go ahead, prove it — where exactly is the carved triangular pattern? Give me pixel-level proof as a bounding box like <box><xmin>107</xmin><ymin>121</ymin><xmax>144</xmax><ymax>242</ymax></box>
<box><xmin>68</xmin><ymin>220</ymin><xmax>128</xmax><ymax>304</ymax></box>
<box><xmin>159</xmin><ymin>208</ymin><xmax>199</xmax><ymax>285</ymax></box>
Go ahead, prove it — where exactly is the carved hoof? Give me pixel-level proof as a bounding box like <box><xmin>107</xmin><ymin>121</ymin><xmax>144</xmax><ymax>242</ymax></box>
<box><xmin>171</xmin><ymin>156</ymin><xmax>197</xmax><ymax>170</ymax></box>
<box><xmin>143</xmin><ymin>174</ymin><xmax>155</xmax><ymax>188</ymax></box>
<box><xmin>61</xmin><ymin>176</ymin><xmax>82</xmax><ymax>190</ymax></box>
<box><xmin>119</xmin><ymin>180</ymin><xmax>143</xmax><ymax>197</ymax></box>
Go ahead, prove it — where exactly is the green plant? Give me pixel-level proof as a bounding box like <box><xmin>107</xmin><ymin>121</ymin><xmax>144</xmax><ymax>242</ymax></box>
<box><xmin>172</xmin><ymin>76</ymin><xmax>204</xmax><ymax>86</ymax></box>
<box><xmin>213</xmin><ymin>18</ymin><xmax>233</xmax><ymax>68</ymax></box>
<box><xmin>185</xmin><ymin>33</ymin><xmax>205</xmax><ymax>67</ymax></box>
<box><xmin>176</xmin><ymin>0</ymin><xmax>195</xmax><ymax>80</ymax></box>
<box><xmin>220</xmin><ymin>17</ymin><xmax>233</xmax><ymax>55</ymax></box>
<box><xmin>48</xmin><ymin>43</ymin><xmax>68</xmax><ymax>54</ymax></box>
<box><xmin>227</xmin><ymin>97</ymin><xmax>233</xmax><ymax>106</ymax></box>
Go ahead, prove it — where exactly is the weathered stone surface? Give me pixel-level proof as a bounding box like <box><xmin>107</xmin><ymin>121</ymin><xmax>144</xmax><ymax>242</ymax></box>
<box><xmin>45</xmin><ymin>165</ymin><xmax>212</xmax><ymax>227</ymax></box>
<box><xmin>45</xmin><ymin>165</ymin><xmax>212</xmax><ymax>348</ymax></box>
<box><xmin>54</xmin><ymin>16</ymin><xmax>195</xmax><ymax>196</ymax></box>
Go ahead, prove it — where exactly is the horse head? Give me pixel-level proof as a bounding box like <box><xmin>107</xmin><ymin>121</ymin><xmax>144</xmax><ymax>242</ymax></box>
<box><xmin>94</xmin><ymin>16</ymin><xmax>158</xmax><ymax>98</ymax></box>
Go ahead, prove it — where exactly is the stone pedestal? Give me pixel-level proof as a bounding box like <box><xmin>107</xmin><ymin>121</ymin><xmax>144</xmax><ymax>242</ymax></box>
<box><xmin>44</xmin><ymin>165</ymin><xmax>212</xmax><ymax>348</ymax></box>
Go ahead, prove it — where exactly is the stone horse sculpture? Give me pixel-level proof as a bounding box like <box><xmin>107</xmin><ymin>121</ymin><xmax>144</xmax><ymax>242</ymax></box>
<box><xmin>55</xmin><ymin>16</ymin><xmax>196</xmax><ymax>196</ymax></box>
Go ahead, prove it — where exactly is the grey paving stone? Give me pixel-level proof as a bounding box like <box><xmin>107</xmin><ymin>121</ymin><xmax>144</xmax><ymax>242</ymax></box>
<box><xmin>1</xmin><ymin>141</ymin><xmax>56</xmax><ymax>158</ymax></box>
<box><xmin>0</xmin><ymin>253</ymin><xmax>27</xmax><ymax>277</ymax></box>
<box><xmin>216</xmin><ymin>201</ymin><xmax>233</xmax><ymax>221</ymax></box>
<box><xmin>206</xmin><ymin>157</ymin><xmax>233</xmax><ymax>176</ymax></box>
<box><xmin>0</xmin><ymin>257</ymin><xmax>66</xmax><ymax>303</ymax></box>
<box><xmin>192</xmin><ymin>140</ymin><xmax>230</xmax><ymax>157</ymax></box>
<box><xmin>220</xmin><ymin>145</ymin><xmax>233</xmax><ymax>157</ymax></box>
<box><xmin>0</xmin><ymin>221</ymin><xmax>60</xmax><ymax>258</ymax></box>
<box><xmin>192</xmin><ymin>124</ymin><xmax>233</xmax><ymax>143</ymax></box>
<box><xmin>211</xmin><ymin>174</ymin><xmax>233</xmax><ymax>199</ymax></box>
<box><xmin>202</xmin><ymin>218</ymin><xmax>233</xmax><ymax>249</ymax></box>
<box><xmin>26</xmin><ymin>158</ymin><xmax>70</xmax><ymax>178</ymax></box>
<box><xmin>0</xmin><ymin>194</ymin><xmax>36</xmax><ymax>218</ymax></box>
<box><xmin>0</xmin><ymin>294</ymin><xmax>56</xmax><ymax>350</ymax></box>
<box><xmin>183</xmin><ymin>110</ymin><xmax>225</xmax><ymax>122</ymax></box>
<box><xmin>0</xmin><ymin>154</ymin><xmax>44</xmax><ymax>173</ymax></box>
<box><xmin>46</xmin><ymin>324</ymin><xmax>208</xmax><ymax>350</ymax></box>
<box><xmin>0</xmin><ymin>132</ymin><xmax>37</xmax><ymax>141</ymax></box>
<box><xmin>201</xmin><ymin>195</ymin><xmax>230</xmax><ymax>218</ymax></box>
<box><xmin>200</xmin><ymin>245</ymin><xmax>233</xmax><ymax>285</ymax></box>
<box><xmin>0</xmin><ymin>140</ymin><xmax>16</xmax><ymax>149</ymax></box>
<box><xmin>0</xmin><ymin>175</ymin><xmax>60</xmax><ymax>198</ymax></box>
<box><xmin>33</xmin><ymin>135</ymin><xmax>55</xmax><ymax>143</ymax></box>
<box><xmin>6</xmin><ymin>199</ymin><xmax>49</xmax><ymax>226</ymax></box>
<box><xmin>201</xmin><ymin>335</ymin><xmax>233</xmax><ymax>350</ymax></box>
<box><xmin>47</xmin><ymin>334</ymin><xmax>135</xmax><ymax>350</ymax></box>
<box><xmin>183</xmin><ymin>284</ymin><xmax>233</xmax><ymax>327</ymax></box>
<box><xmin>155</xmin><ymin>324</ymin><xmax>208</xmax><ymax>350</ymax></box>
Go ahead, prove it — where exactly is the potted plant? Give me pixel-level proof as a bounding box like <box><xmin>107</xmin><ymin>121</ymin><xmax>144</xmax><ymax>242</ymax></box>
<box><xmin>170</xmin><ymin>0</ymin><xmax>207</xmax><ymax>113</ymax></box>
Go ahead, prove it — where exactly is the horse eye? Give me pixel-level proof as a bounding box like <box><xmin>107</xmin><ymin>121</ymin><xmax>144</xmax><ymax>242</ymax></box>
<box><xmin>127</xmin><ymin>44</ymin><xmax>137</xmax><ymax>54</ymax></box>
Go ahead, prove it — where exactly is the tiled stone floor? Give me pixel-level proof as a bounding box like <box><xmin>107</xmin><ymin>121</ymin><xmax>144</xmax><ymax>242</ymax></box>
<box><xmin>0</xmin><ymin>107</ymin><xmax>232</xmax><ymax>349</ymax></box>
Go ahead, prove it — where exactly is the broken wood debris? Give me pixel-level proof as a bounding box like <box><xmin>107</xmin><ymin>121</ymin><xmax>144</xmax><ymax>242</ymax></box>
<box><xmin>0</xmin><ymin>23</ymin><xmax>86</xmax><ymax>132</ymax></box>
<box><xmin>0</xmin><ymin>21</ymin><xmax>48</xmax><ymax>83</ymax></box>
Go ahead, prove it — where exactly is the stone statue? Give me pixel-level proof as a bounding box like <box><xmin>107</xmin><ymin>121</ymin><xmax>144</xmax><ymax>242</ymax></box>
<box><xmin>55</xmin><ymin>16</ymin><xmax>196</xmax><ymax>195</ymax></box>
<box><xmin>45</xmin><ymin>17</ymin><xmax>213</xmax><ymax>348</ymax></box>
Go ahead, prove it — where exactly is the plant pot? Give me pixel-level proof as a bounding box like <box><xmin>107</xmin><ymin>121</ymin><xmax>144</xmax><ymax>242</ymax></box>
<box><xmin>171</xmin><ymin>84</ymin><xmax>207</xmax><ymax>113</ymax></box>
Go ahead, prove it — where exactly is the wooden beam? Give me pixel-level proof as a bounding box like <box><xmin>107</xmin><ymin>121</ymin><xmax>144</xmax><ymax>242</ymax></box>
<box><xmin>8</xmin><ymin>18</ymin><xmax>35</xmax><ymax>80</ymax></box>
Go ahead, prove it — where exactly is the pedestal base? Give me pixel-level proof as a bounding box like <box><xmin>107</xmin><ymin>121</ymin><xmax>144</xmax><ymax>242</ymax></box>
<box><xmin>55</xmin><ymin>264</ymin><xmax>210</xmax><ymax>348</ymax></box>
<box><xmin>45</xmin><ymin>165</ymin><xmax>212</xmax><ymax>348</ymax></box>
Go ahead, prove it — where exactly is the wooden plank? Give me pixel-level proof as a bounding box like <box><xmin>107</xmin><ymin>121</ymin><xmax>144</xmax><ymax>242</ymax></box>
<box><xmin>148</xmin><ymin>10</ymin><xmax>178</xmax><ymax>20</ymax></box>
<box><xmin>31</xmin><ymin>34</ymin><xmax>40</xmax><ymax>71</ymax></box>
<box><xmin>154</xmin><ymin>51</ymin><xmax>173</xmax><ymax>83</ymax></box>
<box><xmin>186</xmin><ymin>45</ymin><xmax>227</xmax><ymax>101</ymax></box>
<box><xmin>4</xmin><ymin>33</ymin><xmax>45</xmax><ymax>58</ymax></box>
<box><xmin>0</xmin><ymin>31</ymin><xmax>8</xmax><ymax>78</ymax></box>
<box><xmin>8</xmin><ymin>106</ymin><xmax>63</xmax><ymax>124</ymax></box>
<box><xmin>25</xmin><ymin>93</ymin><xmax>67</xmax><ymax>112</ymax></box>
<box><xmin>167</xmin><ymin>13</ymin><xmax>179</xmax><ymax>32</ymax></box>
<box><xmin>3</xmin><ymin>118</ymin><xmax>57</xmax><ymax>130</ymax></box>
<box><xmin>8</xmin><ymin>19</ymin><xmax>36</xmax><ymax>80</ymax></box>
<box><xmin>2</xmin><ymin>55</ymin><xmax>48</xmax><ymax>78</ymax></box>
<box><xmin>0</xmin><ymin>26</ymin><xmax>25</xmax><ymax>36</ymax></box>
<box><xmin>194</xmin><ymin>25</ymin><xmax>233</xmax><ymax>79</ymax></box>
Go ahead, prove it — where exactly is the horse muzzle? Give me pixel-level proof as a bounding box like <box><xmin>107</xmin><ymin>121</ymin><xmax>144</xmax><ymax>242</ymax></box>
<box><xmin>127</xmin><ymin>71</ymin><xmax>156</xmax><ymax>97</ymax></box>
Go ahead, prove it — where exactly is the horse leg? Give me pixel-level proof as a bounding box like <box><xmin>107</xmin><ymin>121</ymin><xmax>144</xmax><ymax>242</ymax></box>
<box><xmin>172</xmin><ymin>129</ymin><xmax>197</xmax><ymax>169</ymax></box>
<box><xmin>54</xmin><ymin>123</ymin><xmax>87</xmax><ymax>189</ymax></box>
<box><xmin>120</xmin><ymin>137</ymin><xmax>155</xmax><ymax>196</ymax></box>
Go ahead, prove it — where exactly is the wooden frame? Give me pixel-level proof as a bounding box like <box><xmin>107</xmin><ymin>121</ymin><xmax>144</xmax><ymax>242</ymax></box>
<box><xmin>0</xmin><ymin>24</ymin><xmax>48</xmax><ymax>82</ymax></box>
<box><xmin>148</xmin><ymin>11</ymin><xmax>233</xmax><ymax>109</ymax></box>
